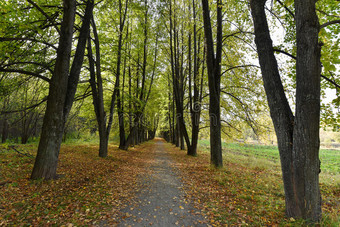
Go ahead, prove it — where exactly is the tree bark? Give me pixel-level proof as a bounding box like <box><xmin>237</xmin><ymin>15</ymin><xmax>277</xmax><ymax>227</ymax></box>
<box><xmin>293</xmin><ymin>0</ymin><xmax>322</xmax><ymax>221</ymax></box>
<box><xmin>201</xmin><ymin>0</ymin><xmax>223</xmax><ymax>167</ymax></box>
<box><xmin>31</xmin><ymin>0</ymin><xmax>77</xmax><ymax>180</ymax></box>
<box><xmin>31</xmin><ymin>0</ymin><xmax>94</xmax><ymax>180</ymax></box>
<box><xmin>250</xmin><ymin>0</ymin><xmax>322</xmax><ymax>221</ymax></box>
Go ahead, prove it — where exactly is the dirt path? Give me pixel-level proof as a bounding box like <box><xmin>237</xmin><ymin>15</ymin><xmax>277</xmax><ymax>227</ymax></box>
<box><xmin>117</xmin><ymin>139</ymin><xmax>208</xmax><ymax>227</ymax></box>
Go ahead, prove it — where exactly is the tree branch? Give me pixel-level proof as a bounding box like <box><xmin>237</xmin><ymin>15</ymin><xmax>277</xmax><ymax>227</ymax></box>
<box><xmin>26</xmin><ymin>0</ymin><xmax>61</xmax><ymax>35</ymax></box>
<box><xmin>221</xmin><ymin>64</ymin><xmax>260</xmax><ymax>76</ymax></box>
<box><xmin>321</xmin><ymin>74</ymin><xmax>340</xmax><ymax>90</ymax></box>
<box><xmin>276</xmin><ymin>0</ymin><xmax>295</xmax><ymax>19</ymax></box>
<box><xmin>273</xmin><ymin>48</ymin><xmax>340</xmax><ymax>90</ymax></box>
<box><xmin>273</xmin><ymin>48</ymin><xmax>296</xmax><ymax>59</ymax></box>
<box><xmin>0</xmin><ymin>37</ymin><xmax>57</xmax><ymax>50</ymax></box>
<box><xmin>0</xmin><ymin>68</ymin><xmax>51</xmax><ymax>82</ymax></box>
<box><xmin>0</xmin><ymin>97</ymin><xmax>47</xmax><ymax>115</ymax></box>
<box><xmin>320</xmin><ymin>20</ymin><xmax>340</xmax><ymax>29</ymax></box>
<box><xmin>4</xmin><ymin>62</ymin><xmax>53</xmax><ymax>74</ymax></box>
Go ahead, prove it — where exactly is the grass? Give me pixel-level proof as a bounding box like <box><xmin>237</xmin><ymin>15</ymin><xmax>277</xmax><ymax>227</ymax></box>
<box><xmin>166</xmin><ymin>140</ymin><xmax>339</xmax><ymax>226</ymax></box>
<box><xmin>198</xmin><ymin>139</ymin><xmax>340</xmax><ymax>184</ymax></box>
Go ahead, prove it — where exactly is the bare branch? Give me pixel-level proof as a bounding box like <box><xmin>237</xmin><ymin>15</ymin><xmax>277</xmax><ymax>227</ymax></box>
<box><xmin>222</xmin><ymin>31</ymin><xmax>254</xmax><ymax>43</ymax></box>
<box><xmin>273</xmin><ymin>48</ymin><xmax>296</xmax><ymax>59</ymax></box>
<box><xmin>317</xmin><ymin>9</ymin><xmax>340</xmax><ymax>18</ymax></box>
<box><xmin>221</xmin><ymin>64</ymin><xmax>260</xmax><ymax>76</ymax></box>
<box><xmin>4</xmin><ymin>62</ymin><xmax>53</xmax><ymax>74</ymax></box>
<box><xmin>276</xmin><ymin>0</ymin><xmax>295</xmax><ymax>19</ymax></box>
<box><xmin>272</xmin><ymin>48</ymin><xmax>340</xmax><ymax>90</ymax></box>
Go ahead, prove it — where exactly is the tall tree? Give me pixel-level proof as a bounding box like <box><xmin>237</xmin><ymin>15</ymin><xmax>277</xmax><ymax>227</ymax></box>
<box><xmin>201</xmin><ymin>0</ymin><xmax>223</xmax><ymax>167</ymax></box>
<box><xmin>31</xmin><ymin>0</ymin><xmax>94</xmax><ymax>180</ymax></box>
<box><xmin>87</xmin><ymin>14</ymin><xmax>109</xmax><ymax>157</ymax></box>
<box><xmin>187</xmin><ymin>0</ymin><xmax>204</xmax><ymax>156</ymax></box>
<box><xmin>250</xmin><ymin>0</ymin><xmax>322</xmax><ymax>221</ymax></box>
<box><xmin>118</xmin><ymin>0</ymin><xmax>159</xmax><ymax>149</ymax></box>
<box><xmin>116</xmin><ymin>0</ymin><xmax>129</xmax><ymax>149</ymax></box>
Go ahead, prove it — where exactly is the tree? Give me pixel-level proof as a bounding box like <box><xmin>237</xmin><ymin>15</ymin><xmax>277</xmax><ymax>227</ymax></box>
<box><xmin>201</xmin><ymin>0</ymin><xmax>223</xmax><ymax>167</ymax></box>
<box><xmin>87</xmin><ymin>0</ymin><xmax>129</xmax><ymax>157</ymax></box>
<box><xmin>31</xmin><ymin>0</ymin><xmax>94</xmax><ymax>180</ymax></box>
<box><xmin>250</xmin><ymin>0</ymin><xmax>322</xmax><ymax>221</ymax></box>
<box><xmin>87</xmin><ymin>15</ymin><xmax>111</xmax><ymax>157</ymax></box>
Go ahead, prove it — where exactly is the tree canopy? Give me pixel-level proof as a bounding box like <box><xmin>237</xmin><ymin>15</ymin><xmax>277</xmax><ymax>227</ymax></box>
<box><xmin>0</xmin><ymin>0</ymin><xmax>339</xmax><ymax>223</ymax></box>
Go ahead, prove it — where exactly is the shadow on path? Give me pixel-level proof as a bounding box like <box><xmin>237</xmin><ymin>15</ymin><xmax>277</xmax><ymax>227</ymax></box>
<box><xmin>117</xmin><ymin>139</ymin><xmax>208</xmax><ymax>227</ymax></box>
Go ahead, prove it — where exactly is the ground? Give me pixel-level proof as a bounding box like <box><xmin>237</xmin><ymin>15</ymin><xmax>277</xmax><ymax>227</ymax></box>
<box><xmin>117</xmin><ymin>140</ymin><xmax>208</xmax><ymax>226</ymax></box>
<box><xmin>0</xmin><ymin>138</ymin><xmax>339</xmax><ymax>226</ymax></box>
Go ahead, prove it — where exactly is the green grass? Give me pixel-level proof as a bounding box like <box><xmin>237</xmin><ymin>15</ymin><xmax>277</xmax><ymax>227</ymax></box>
<box><xmin>196</xmin><ymin>139</ymin><xmax>339</xmax><ymax>225</ymax></box>
<box><xmin>198</xmin><ymin>139</ymin><xmax>340</xmax><ymax>184</ymax></box>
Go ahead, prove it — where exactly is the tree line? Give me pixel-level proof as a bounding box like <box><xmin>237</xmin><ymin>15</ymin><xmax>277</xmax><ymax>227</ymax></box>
<box><xmin>0</xmin><ymin>0</ymin><xmax>339</xmax><ymax>223</ymax></box>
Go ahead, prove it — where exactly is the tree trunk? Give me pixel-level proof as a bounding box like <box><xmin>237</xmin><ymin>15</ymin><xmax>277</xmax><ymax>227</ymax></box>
<box><xmin>1</xmin><ymin>118</ymin><xmax>9</xmax><ymax>143</ymax></box>
<box><xmin>90</xmin><ymin>14</ymin><xmax>109</xmax><ymax>158</ymax></box>
<box><xmin>201</xmin><ymin>0</ymin><xmax>223</xmax><ymax>167</ymax></box>
<box><xmin>117</xmin><ymin>0</ymin><xmax>129</xmax><ymax>149</ymax></box>
<box><xmin>63</xmin><ymin>0</ymin><xmax>94</xmax><ymax>123</ymax></box>
<box><xmin>88</xmin><ymin>27</ymin><xmax>108</xmax><ymax>158</ymax></box>
<box><xmin>293</xmin><ymin>0</ymin><xmax>322</xmax><ymax>221</ymax></box>
<box><xmin>31</xmin><ymin>0</ymin><xmax>93</xmax><ymax>180</ymax></box>
<box><xmin>31</xmin><ymin>0</ymin><xmax>76</xmax><ymax>180</ymax></box>
<box><xmin>187</xmin><ymin>0</ymin><xmax>202</xmax><ymax>157</ymax></box>
<box><xmin>250</xmin><ymin>0</ymin><xmax>322</xmax><ymax>221</ymax></box>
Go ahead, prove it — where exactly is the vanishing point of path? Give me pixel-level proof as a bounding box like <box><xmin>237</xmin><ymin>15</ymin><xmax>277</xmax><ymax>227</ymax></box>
<box><xmin>117</xmin><ymin>139</ymin><xmax>209</xmax><ymax>227</ymax></box>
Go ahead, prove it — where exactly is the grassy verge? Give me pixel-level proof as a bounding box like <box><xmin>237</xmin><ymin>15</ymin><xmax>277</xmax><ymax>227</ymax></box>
<box><xmin>168</xmin><ymin>140</ymin><xmax>339</xmax><ymax>226</ymax></box>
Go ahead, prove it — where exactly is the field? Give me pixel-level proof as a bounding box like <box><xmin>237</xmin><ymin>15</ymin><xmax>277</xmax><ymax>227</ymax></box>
<box><xmin>198</xmin><ymin>140</ymin><xmax>340</xmax><ymax>184</ymax></box>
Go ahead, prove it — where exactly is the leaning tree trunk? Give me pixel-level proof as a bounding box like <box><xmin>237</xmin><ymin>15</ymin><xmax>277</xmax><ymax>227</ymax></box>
<box><xmin>250</xmin><ymin>0</ymin><xmax>322</xmax><ymax>222</ymax></box>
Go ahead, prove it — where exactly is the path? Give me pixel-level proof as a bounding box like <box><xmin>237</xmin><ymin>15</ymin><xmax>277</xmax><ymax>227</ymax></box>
<box><xmin>117</xmin><ymin>140</ymin><xmax>208</xmax><ymax>227</ymax></box>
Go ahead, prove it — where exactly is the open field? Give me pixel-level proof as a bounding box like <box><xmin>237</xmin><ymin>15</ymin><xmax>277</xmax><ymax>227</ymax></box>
<box><xmin>198</xmin><ymin>140</ymin><xmax>340</xmax><ymax>184</ymax></box>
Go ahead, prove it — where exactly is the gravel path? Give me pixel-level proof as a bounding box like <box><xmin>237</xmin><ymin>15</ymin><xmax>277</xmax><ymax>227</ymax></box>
<box><xmin>117</xmin><ymin>140</ymin><xmax>208</xmax><ymax>227</ymax></box>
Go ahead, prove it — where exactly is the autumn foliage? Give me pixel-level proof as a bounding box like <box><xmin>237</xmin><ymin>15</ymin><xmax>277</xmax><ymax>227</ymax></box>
<box><xmin>1</xmin><ymin>140</ymin><xmax>339</xmax><ymax>226</ymax></box>
<box><xmin>0</xmin><ymin>143</ymin><xmax>152</xmax><ymax>225</ymax></box>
